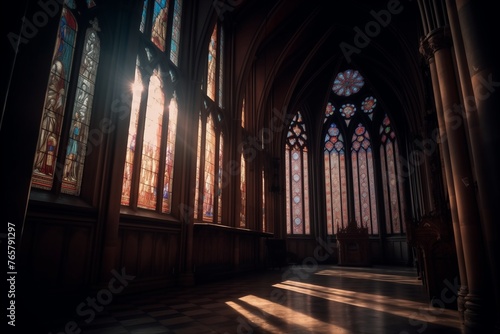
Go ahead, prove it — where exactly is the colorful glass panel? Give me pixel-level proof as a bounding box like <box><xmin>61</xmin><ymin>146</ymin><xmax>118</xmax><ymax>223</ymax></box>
<box><xmin>151</xmin><ymin>0</ymin><xmax>168</xmax><ymax>51</ymax></box>
<box><xmin>207</xmin><ymin>25</ymin><xmax>217</xmax><ymax>100</ymax></box>
<box><xmin>193</xmin><ymin>115</ymin><xmax>202</xmax><ymax>219</ymax></box>
<box><xmin>203</xmin><ymin>114</ymin><xmax>216</xmax><ymax>220</ymax></box>
<box><xmin>140</xmin><ymin>0</ymin><xmax>149</xmax><ymax>33</ymax></box>
<box><xmin>62</xmin><ymin>28</ymin><xmax>100</xmax><ymax>195</ymax></box>
<box><xmin>324</xmin><ymin>123</ymin><xmax>347</xmax><ymax>235</ymax></box>
<box><xmin>324</xmin><ymin>102</ymin><xmax>334</xmax><ymax>123</ymax></box>
<box><xmin>170</xmin><ymin>0</ymin><xmax>182</xmax><ymax>65</ymax></box>
<box><xmin>218</xmin><ymin>27</ymin><xmax>224</xmax><ymax>107</ymax></box>
<box><xmin>217</xmin><ymin>134</ymin><xmax>223</xmax><ymax>222</ymax></box>
<box><xmin>380</xmin><ymin>114</ymin><xmax>405</xmax><ymax>234</ymax></box>
<box><xmin>351</xmin><ymin>123</ymin><xmax>377</xmax><ymax>234</ymax></box>
<box><xmin>332</xmin><ymin>69</ymin><xmax>364</xmax><ymax>96</ymax></box>
<box><xmin>241</xmin><ymin>98</ymin><xmax>246</xmax><ymax>128</ymax></box>
<box><xmin>137</xmin><ymin>70</ymin><xmax>164</xmax><ymax>210</ymax></box>
<box><xmin>161</xmin><ymin>93</ymin><xmax>178</xmax><ymax>213</ymax></box>
<box><xmin>340</xmin><ymin>103</ymin><xmax>356</xmax><ymax>119</ymax></box>
<box><xmin>121</xmin><ymin>64</ymin><xmax>143</xmax><ymax>206</ymax></box>
<box><xmin>285</xmin><ymin>111</ymin><xmax>310</xmax><ymax>235</ymax></box>
<box><xmin>262</xmin><ymin>169</ymin><xmax>266</xmax><ymax>232</ymax></box>
<box><xmin>33</xmin><ymin>8</ymin><xmax>77</xmax><ymax>190</ymax></box>
<box><xmin>240</xmin><ymin>153</ymin><xmax>246</xmax><ymax>227</ymax></box>
<box><xmin>361</xmin><ymin>96</ymin><xmax>377</xmax><ymax>120</ymax></box>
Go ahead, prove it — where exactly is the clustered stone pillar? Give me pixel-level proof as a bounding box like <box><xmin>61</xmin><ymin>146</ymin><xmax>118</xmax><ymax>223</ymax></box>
<box><xmin>420</xmin><ymin>25</ymin><xmax>495</xmax><ymax>332</ymax></box>
<box><xmin>419</xmin><ymin>30</ymin><xmax>467</xmax><ymax>323</ymax></box>
<box><xmin>452</xmin><ymin>0</ymin><xmax>500</xmax><ymax>330</ymax></box>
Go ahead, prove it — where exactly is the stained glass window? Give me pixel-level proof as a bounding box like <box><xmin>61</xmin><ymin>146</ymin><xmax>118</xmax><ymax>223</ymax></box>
<box><xmin>121</xmin><ymin>64</ymin><xmax>143</xmax><ymax>206</ymax></box>
<box><xmin>324</xmin><ymin>123</ymin><xmax>348</xmax><ymax>235</ymax></box>
<box><xmin>262</xmin><ymin>169</ymin><xmax>266</xmax><ymax>232</ymax></box>
<box><xmin>193</xmin><ymin>109</ymin><xmax>225</xmax><ymax>223</ymax></box>
<box><xmin>140</xmin><ymin>0</ymin><xmax>149</xmax><ymax>33</ymax></box>
<box><xmin>193</xmin><ymin>114</ymin><xmax>203</xmax><ymax>219</ymax></box>
<box><xmin>241</xmin><ymin>98</ymin><xmax>246</xmax><ymax>128</ymax></box>
<box><xmin>351</xmin><ymin>123</ymin><xmax>378</xmax><ymax>234</ymax></box>
<box><xmin>361</xmin><ymin>96</ymin><xmax>377</xmax><ymax>120</ymax></box>
<box><xmin>340</xmin><ymin>103</ymin><xmax>356</xmax><ymax>126</ymax></box>
<box><xmin>61</xmin><ymin>26</ymin><xmax>101</xmax><ymax>195</ymax></box>
<box><xmin>121</xmin><ymin>0</ymin><xmax>181</xmax><ymax>214</ymax></box>
<box><xmin>207</xmin><ymin>25</ymin><xmax>217</xmax><ymax>101</ymax></box>
<box><xmin>217</xmin><ymin>134</ymin><xmax>224</xmax><ymax>223</ymax></box>
<box><xmin>32</xmin><ymin>7</ymin><xmax>78</xmax><ymax>191</ymax></box>
<box><xmin>151</xmin><ymin>0</ymin><xmax>168</xmax><ymax>51</ymax></box>
<box><xmin>137</xmin><ymin>70</ymin><xmax>164</xmax><ymax>210</ymax></box>
<box><xmin>140</xmin><ymin>0</ymin><xmax>182</xmax><ymax>66</ymax></box>
<box><xmin>202</xmin><ymin>114</ymin><xmax>216</xmax><ymax>219</ymax></box>
<box><xmin>162</xmin><ymin>93</ymin><xmax>178</xmax><ymax>213</ymax></box>
<box><xmin>120</xmin><ymin>63</ymin><xmax>178</xmax><ymax>214</ymax></box>
<box><xmin>380</xmin><ymin>114</ymin><xmax>405</xmax><ymax>234</ymax></box>
<box><xmin>324</xmin><ymin>102</ymin><xmax>334</xmax><ymax>122</ymax></box>
<box><xmin>332</xmin><ymin>69</ymin><xmax>364</xmax><ymax>96</ymax></box>
<box><xmin>322</xmin><ymin>69</ymin><xmax>405</xmax><ymax>237</ymax></box>
<box><xmin>169</xmin><ymin>0</ymin><xmax>182</xmax><ymax>65</ymax></box>
<box><xmin>240</xmin><ymin>152</ymin><xmax>246</xmax><ymax>227</ymax></box>
<box><xmin>285</xmin><ymin>111</ymin><xmax>310</xmax><ymax>235</ymax></box>
<box><xmin>218</xmin><ymin>27</ymin><xmax>224</xmax><ymax>108</ymax></box>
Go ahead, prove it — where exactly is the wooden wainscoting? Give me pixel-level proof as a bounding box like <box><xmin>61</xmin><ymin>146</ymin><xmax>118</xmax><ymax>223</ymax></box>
<box><xmin>192</xmin><ymin>223</ymin><xmax>270</xmax><ymax>282</ymax></box>
<box><xmin>117</xmin><ymin>219</ymin><xmax>181</xmax><ymax>291</ymax></box>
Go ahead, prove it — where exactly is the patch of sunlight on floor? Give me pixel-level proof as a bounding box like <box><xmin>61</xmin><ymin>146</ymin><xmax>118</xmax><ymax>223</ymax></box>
<box><xmin>314</xmin><ymin>269</ymin><xmax>422</xmax><ymax>285</ymax></box>
<box><xmin>227</xmin><ymin>295</ymin><xmax>351</xmax><ymax>333</ymax></box>
<box><xmin>273</xmin><ymin>280</ymin><xmax>462</xmax><ymax>329</ymax></box>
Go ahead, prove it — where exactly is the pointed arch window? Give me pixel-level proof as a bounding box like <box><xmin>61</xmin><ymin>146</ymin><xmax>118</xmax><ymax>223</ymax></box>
<box><xmin>120</xmin><ymin>0</ymin><xmax>182</xmax><ymax>214</ymax></box>
<box><xmin>351</xmin><ymin>123</ymin><xmax>378</xmax><ymax>234</ymax></box>
<box><xmin>240</xmin><ymin>98</ymin><xmax>247</xmax><ymax>227</ymax></box>
<box><xmin>323</xmin><ymin>68</ymin><xmax>405</xmax><ymax>236</ymax></box>
<box><xmin>285</xmin><ymin>111</ymin><xmax>310</xmax><ymax>235</ymax></box>
<box><xmin>120</xmin><ymin>60</ymin><xmax>178</xmax><ymax>213</ymax></box>
<box><xmin>32</xmin><ymin>3</ymin><xmax>100</xmax><ymax>196</ymax></box>
<box><xmin>193</xmin><ymin>105</ymin><xmax>225</xmax><ymax>223</ymax></box>
<box><xmin>206</xmin><ymin>22</ymin><xmax>224</xmax><ymax>107</ymax></box>
<box><xmin>140</xmin><ymin>0</ymin><xmax>183</xmax><ymax>64</ymax></box>
<box><xmin>380</xmin><ymin>114</ymin><xmax>406</xmax><ymax>234</ymax></box>
<box><xmin>324</xmin><ymin>123</ymin><xmax>348</xmax><ymax>235</ymax></box>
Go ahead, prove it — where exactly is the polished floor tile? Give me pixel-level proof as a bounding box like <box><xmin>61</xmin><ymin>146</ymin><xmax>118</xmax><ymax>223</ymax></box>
<box><xmin>43</xmin><ymin>265</ymin><xmax>464</xmax><ymax>333</ymax></box>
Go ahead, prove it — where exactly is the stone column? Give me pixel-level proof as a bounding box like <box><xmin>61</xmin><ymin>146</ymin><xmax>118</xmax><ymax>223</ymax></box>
<box><xmin>420</xmin><ymin>36</ymin><xmax>468</xmax><ymax>322</ymax></box>
<box><xmin>453</xmin><ymin>1</ymin><xmax>500</xmax><ymax>329</ymax></box>
<box><xmin>424</xmin><ymin>27</ymin><xmax>493</xmax><ymax>331</ymax></box>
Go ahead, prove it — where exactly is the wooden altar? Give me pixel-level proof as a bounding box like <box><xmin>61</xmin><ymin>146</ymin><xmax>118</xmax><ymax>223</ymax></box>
<box><xmin>336</xmin><ymin>220</ymin><xmax>371</xmax><ymax>266</ymax></box>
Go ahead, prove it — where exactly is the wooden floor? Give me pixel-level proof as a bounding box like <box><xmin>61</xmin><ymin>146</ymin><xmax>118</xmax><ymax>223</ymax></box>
<box><xmin>37</xmin><ymin>265</ymin><xmax>463</xmax><ymax>333</ymax></box>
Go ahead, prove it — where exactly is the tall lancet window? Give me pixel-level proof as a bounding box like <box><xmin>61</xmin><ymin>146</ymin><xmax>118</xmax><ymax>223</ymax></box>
<box><xmin>206</xmin><ymin>22</ymin><xmax>224</xmax><ymax>106</ymax></box>
<box><xmin>380</xmin><ymin>114</ymin><xmax>406</xmax><ymax>234</ymax></box>
<box><xmin>120</xmin><ymin>0</ymin><xmax>182</xmax><ymax>214</ymax></box>
<box><xmin>323</xmin><ymin>122</ymin><xmax>348</xmax><ymax>235</ymax></box>
<box><xmin>32</xmin><ymin>2</ymin><xmax>100</xmax><ymax>196</ymax></box>
<box><xmin>193</xmin><ymin>101</ymin><xmax>224</xmax><ymax>223</ymax></box>
<box><xmin>323</xmin><ymin>69</ymin><xmax>390</xmax><ymax>236</ymax></box>
<box><xmin>351</xmin><ymin>123</ymin><xmax>378</xmax><ymax>234</ymax></box>
<box><xmin>240</xmin><ymin>99</ymin><xmax>247</xmax><ymax>227</ymax></box>
<box><xmin>285</xmin><ymin>111</ymin><xmax>310</xmax><ymax>235</ymax></box>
